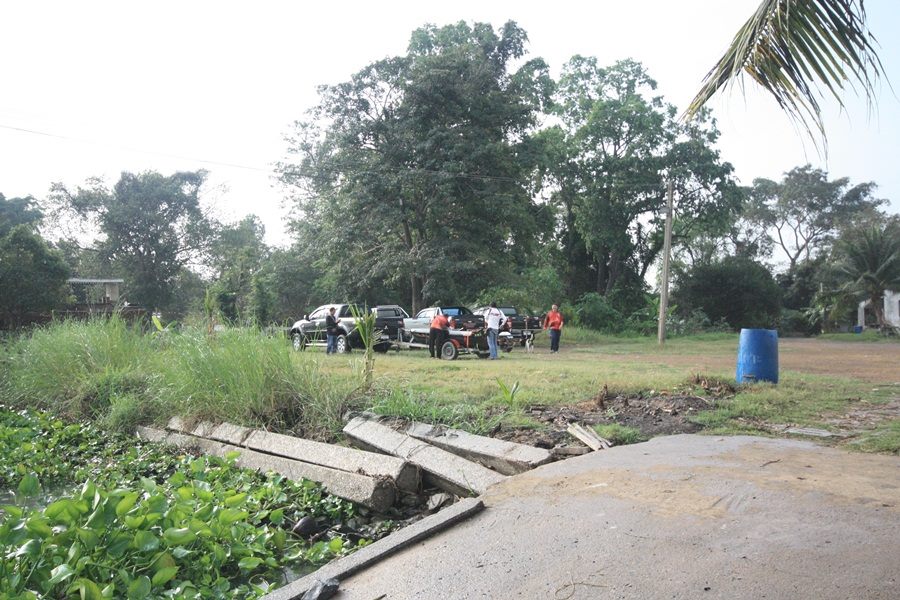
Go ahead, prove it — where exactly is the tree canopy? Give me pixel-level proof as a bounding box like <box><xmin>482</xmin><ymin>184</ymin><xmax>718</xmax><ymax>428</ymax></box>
<box><xmin>50</xmin><ymin>171</ymin><xmax>212</xmax><ymax>312</ymax></box>
<box><xmin>278</xmin><ymin>21</ymin><xmax>553</xmax><ymax>312</ymax></box>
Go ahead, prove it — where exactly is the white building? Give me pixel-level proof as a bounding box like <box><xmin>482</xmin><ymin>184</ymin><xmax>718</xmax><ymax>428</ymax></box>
<box><xmin>857</xmin><ymin>290</ymin><xmax>900</xmax><ymax>328</ymax></box>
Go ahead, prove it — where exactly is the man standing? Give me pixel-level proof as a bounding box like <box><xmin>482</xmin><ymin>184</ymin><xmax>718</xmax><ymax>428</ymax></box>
<box><xmin>428</xmin><ymin>311</ymin><xmax>451</xmax><ymax>359</ymax></box>
<box><xmin>325</xmin><ymin>306</ymin><xmax>340</xmax><ymax>355</ymax></box>
<box><xmin>543</xmin><ymin>304</ymin><xmax>564</xmax><ymax>353</ymax></box>
<box><xmin>484</xmin><ymin>302</ymin><xmax>507</xmax><ymax>360</ymax></box>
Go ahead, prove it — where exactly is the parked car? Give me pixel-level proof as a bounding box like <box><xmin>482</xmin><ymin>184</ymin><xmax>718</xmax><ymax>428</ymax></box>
<box><xmin>473</xmin><ymin>305</ymin><xmax>542</xmax><ymax>345</ymax></box>
<box><xmin>403</xmin><ymin>306</ymin><xmax>485</xmax><ymax>333</ymax></box>
<box><xmin>290</xmin><ymin>304</ymin><xmax>398</xmax><ymax>353</ymax></box>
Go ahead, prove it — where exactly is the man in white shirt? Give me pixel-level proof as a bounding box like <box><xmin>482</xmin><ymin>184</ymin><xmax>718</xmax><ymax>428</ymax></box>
<box><xmin>484</xmin><ymin>302</ymin><xmax>506</xmax><ymax>360</ymax></box>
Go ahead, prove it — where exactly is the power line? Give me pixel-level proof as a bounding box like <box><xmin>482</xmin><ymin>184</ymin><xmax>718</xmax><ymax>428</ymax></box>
<box><xmin>0</xmin><ymin>123</ymin><xmax>270</xmax><ymax>173</ymax></box>
<box><xmin>1</xmin><ymin>121</ymin><xmax>728</xmax><ymax>194</ymax></box>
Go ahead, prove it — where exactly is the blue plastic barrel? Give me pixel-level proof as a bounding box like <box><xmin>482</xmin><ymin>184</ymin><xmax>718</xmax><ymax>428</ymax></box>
<box><xmin>735</xmin><ymin>329</ymin><xmax>779</xmax><ymax>384</ymax></box>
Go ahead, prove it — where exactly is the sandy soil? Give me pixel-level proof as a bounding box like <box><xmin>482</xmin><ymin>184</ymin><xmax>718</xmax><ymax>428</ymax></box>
<box><xmin>638</xmin><ymin>338</ymin><xmax>900</xmax><ymax>383</ymax></box>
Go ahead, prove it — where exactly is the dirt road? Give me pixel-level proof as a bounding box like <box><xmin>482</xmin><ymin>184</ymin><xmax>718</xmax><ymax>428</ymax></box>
<box><xmin>648</xmin><ymin>338</ymin><xmax>900</xmax><ymax>383</ymax></box>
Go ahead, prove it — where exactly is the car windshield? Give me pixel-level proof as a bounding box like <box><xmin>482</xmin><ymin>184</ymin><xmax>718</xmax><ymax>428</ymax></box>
<box><xmin>340</xmin><ymin>305</ymin><xmax>362</xmax><ymax>318</ymax></box>
<box><xmin>442</xmin><ymin>307</ymin><xmax>472</xmax><ymax>316</ymax></box>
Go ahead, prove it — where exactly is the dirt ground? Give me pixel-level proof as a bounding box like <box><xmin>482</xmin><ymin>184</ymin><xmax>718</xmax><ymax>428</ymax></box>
<box><xmin>649</xmin><ymin>338</ymin><xmax>900</xmax><ymax>384</ymax></box>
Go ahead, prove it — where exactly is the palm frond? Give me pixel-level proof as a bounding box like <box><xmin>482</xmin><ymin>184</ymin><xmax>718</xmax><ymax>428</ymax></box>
<box><xmin>683</xmin><ymin>0</ymin><xmax>887</xmax><ymax>147</ymax></box>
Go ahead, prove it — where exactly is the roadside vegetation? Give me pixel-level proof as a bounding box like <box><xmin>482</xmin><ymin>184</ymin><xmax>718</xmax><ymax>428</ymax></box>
<box><xmin>2</xmin><ymin>317</ymin><xmax>897</xmax><ymax>454</ymax></box>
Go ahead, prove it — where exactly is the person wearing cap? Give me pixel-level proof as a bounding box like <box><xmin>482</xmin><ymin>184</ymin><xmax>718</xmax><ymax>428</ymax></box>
<box><xmin>543</xmin><ymin>304</ymin><xmax>564</xmax><ymax>353</ymax></box>
<box><xmin>428</xmin><ymin>312</ymin><xmax>451</xmax><ymax>359</ymax></box>
<box><xmin>484</xmin><ymin>302</ymin><xmax>507</xmax><ymax>360</ymax></box>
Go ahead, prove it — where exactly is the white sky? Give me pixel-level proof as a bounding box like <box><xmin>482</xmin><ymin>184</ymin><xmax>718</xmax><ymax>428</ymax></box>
<box><xmin>1</xmin><ymin>0</ymin><xmax>898</xmax><ymax>247</ymax></box>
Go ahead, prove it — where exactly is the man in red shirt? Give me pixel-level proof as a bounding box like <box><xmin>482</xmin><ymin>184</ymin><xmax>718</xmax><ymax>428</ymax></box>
<box><xmin>543</xmin><ymin>304</ymin><xmax>564</xmax><ymax>353</ymax></box>
<box><xmin>429</xmin><ymin>312</ymin><xmax>451</xmax><ymax>359</ymax></box>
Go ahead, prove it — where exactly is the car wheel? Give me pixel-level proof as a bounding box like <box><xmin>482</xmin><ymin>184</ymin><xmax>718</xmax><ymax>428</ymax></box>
<box><xmin>291</xmin><ymin>333</ymin><xmax>306</xmax><ymax>351</ymax></box>
<box><xmin>440</xmin><ymin>341</ymin><xmax>459</xmax><ymax>360</ymax></box>
<box><xmin>476</xmin><ymin>352</ymin><xmax>490</xmax><ymax>359</ymax></box>
<box><xmin>335</xmin><ymin>334</ymin><xmax>350</xmax><ymax>354</ymax></box>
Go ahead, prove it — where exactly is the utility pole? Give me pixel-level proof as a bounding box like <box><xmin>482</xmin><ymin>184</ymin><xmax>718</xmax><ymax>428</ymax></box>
<box><xmin>658</xmin><ymin>180</ymin><xmax>674</xmax><ymax>345</ymax></box>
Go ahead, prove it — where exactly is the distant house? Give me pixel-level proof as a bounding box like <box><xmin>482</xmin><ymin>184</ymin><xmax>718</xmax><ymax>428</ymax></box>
<box><xmin>67</xmin><ymin>278</ymin><xmax>124</xmax><ymax>310</ymax></box>
<box><xmin>57</xmin><ymin>278</ymin><xmax>145</xmax><ymax>321</ymax></box>
<box><xmin>857</xmin><ymin>290</ymin><xmax>900</xmax><ymax>329</ymax></box>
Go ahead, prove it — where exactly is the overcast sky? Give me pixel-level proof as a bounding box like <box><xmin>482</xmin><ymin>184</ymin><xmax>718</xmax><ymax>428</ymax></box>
<box><xmin>1</xmin><ymin>0</ymin><xmax>898</xmax><ymax>246</ymax></box>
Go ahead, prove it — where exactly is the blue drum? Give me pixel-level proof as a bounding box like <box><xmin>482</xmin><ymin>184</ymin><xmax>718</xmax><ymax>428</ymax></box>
<box><xmin>735</xmin><ymin>328</ymin><xmax>779</xmax><ymax>384</ymax></box>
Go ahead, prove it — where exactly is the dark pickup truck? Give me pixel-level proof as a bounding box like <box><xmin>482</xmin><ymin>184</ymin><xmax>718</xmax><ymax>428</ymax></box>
<box><xmin>290</xmin><ymin>304</ymin><xmax>408</xmax><ymax>353</ymax></box>
<box><xmin>473</xmin><ymin>305</ymin><xmax>542</xmax><ymax>344</ymax></box>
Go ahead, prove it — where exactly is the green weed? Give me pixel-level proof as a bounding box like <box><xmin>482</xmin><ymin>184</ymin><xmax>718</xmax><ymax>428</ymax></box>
<box><xmin>594</xmin><ymin>423</ymin><xmax>645</xmax><ymax>445</ymax></box>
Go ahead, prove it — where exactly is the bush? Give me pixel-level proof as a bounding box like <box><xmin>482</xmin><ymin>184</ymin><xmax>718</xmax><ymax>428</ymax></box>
<box><xmin>573</xmin><ymin>293</ymin><xmax>625</xmax><ymax>332</ymax></box>
<box><xmin>674</xmin><ymin>257</ymin><xmax>781</xmax><ymax>330</ymax></box>
<box><xmin>778</xmin><ymin>308</ymin><xmax>817</xmax><ymax>337</ymax></box>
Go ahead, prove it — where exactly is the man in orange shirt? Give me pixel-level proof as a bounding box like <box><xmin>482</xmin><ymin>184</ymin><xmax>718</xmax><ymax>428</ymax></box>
<box><xmin>542</xmin><ymin>304</ymin><xmax>564</xmax><ymax>353</ymax></box>
<box><xmin>429</xmin><ymin>312</ymin><xmax>451</xmax><ymax>359</ymax></box>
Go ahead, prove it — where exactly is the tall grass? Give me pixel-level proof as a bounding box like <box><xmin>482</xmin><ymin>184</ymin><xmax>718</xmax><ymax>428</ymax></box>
<box><xmin>0</xmin><ymin>317</ymin><xmax>153</xmax><ymax>420</ymax></box>
<box><xmin>156</xmin><ymin>328</ymin><xmax>357</xmax><ymax>438</ymax></box>
<box><xmin>0</xmin><ymin>317</ymin><xmax>362</xmax><ymax>439</ymax></box>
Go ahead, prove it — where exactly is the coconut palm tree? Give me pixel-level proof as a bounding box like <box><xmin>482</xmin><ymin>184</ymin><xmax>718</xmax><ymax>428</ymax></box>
<box><xmin>684</xmin><ymin>0</ymin><xmax>887</xmax><ymax>145</ymax></box>
<box><xmin>838</xmin><ymin>224</ymin><xmax>900</xmax><ymax>328</ymax></box>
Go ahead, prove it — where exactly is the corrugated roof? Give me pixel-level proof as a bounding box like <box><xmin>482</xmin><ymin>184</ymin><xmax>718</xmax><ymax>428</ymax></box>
<box><xmin>67</xmin><ymin>278</ymin><xmax>125</xmax><ymax>284</ymax></box>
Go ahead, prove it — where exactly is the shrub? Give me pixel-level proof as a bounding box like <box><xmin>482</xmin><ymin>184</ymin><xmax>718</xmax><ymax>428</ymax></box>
<box><xmin>573</xmin><ymin>293</ymin><xmax>624</xmax><ymax>331</ymax></box>
<box><xmin>674</xmin><ymin>257</ymin><xmax>781</xmax><ymax>330</ymax></box>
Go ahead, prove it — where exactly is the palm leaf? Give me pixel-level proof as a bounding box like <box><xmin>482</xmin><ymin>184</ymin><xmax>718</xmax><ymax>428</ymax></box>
<box><xmin>683</xmin><ymin>0</ymin><xmax>887</xmax><ymax>147</ymax></box>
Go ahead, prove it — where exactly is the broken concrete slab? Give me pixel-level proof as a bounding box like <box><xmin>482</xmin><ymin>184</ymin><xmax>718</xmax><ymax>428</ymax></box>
<box><xmin>405</xmin><ymin>421</ymin><xmax>552</xmax><ymax>476</ymax></box>
<box><xmin>261</xmin><ymin>498</ymin><xmax>484</xmax><ymax>600</ymax></box>
<box><xmin>136</xmin><ymin>425</ymin><xmax>168</xmax><ymax>443</ymax></box>
<box><xmin>191</xmin><ymin>421</ymin><xmax>217</xmax><ymax>438</ymax></box>
<box><xmin>136</xmin><ymin>426</ymin><xmax>395</xmax><ymax>511</ymax></box>
<box><xmin>166</xmin><ymin>416</ymin><xmax>189</xmax><ymax>433</ymax></box>
<box><xmin>243</xmin><ymin>429</ymin><xmax>419</xmax><ymax>492</ymax></box>
<box><xmin>344</xmin><ymin>418</ymin><xmax>505</xmax><ymax>496</ymax></box>
<box><xmin>208</xmin><ymin>422</ymin><xmax>253</xmax><ymax>446</ymax></box>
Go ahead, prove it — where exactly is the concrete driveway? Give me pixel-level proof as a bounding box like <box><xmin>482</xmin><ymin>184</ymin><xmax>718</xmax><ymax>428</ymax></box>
<box><xmin>335</xmin><ymin>435</ymin><xmax>899</xmax><ymax>599</ymax></box>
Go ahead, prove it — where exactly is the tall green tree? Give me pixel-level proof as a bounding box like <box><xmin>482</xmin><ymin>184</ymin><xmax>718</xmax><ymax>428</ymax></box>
<box><xmin>50</xmin><ymin>171</ymin><xmax>213</xmax><ymax>312</ymax></box>
<box><xmin>278</xmin><ymin>21</ymin><xmax>553</xmax><ymax>311</ymax></box>
<box><xmin>0</xmin><ymin>193</ymin><xmax>43</xmax><ymax>236</ymax></box>
<box><xmin>750</xmin><ymin>165</ymin><xmax>882</xmax><ymax>270</ymax></box>
<box><xmin>0</xmin><ymin>225</ymin><xmax>71</xmax><ymax>328</ymax></box>
<box><xmin>208</xmin><ymin>216</ymin><xmax>269</xmax><ymax>322</ymax></box>
<box><xmin>544</xmin><ymin>58</ymin><xmax>739</xmax><ymax>300</ymax></box>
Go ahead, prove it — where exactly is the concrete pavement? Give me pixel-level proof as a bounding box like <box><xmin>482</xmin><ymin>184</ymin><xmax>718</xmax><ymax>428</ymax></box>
<box><xmin>334</xmin><ymin>435</ymin><xmax>899</xmax><ymax>599</ymax></box>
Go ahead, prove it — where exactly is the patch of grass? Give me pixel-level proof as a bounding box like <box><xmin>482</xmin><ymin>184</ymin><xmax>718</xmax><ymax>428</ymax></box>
<box><xmin>848</xmin><ymin>420</ymin><xmax>900</xmax><ymax>454</ymax></box>
<box><xmin>691</xmin><ymin>374</ymin><xmax>883</xmax><ymax>430</ymax></box>
<box><xmin>366</xmin><ymin>386</ymin><xmax>506</xmax><ymax>435</ymax></box>
<box><xmin>594</xmin><ymin>423</ymin><xmax>645</xmax><ymax>445</ymax></box>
